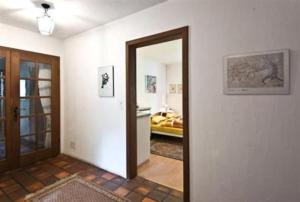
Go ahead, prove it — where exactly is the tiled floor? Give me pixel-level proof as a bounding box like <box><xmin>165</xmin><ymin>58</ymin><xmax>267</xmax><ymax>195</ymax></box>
<box><xmin>0</xmin><ymin>154</ymin><xmax>183</xmax><ymax>202</ymax></box>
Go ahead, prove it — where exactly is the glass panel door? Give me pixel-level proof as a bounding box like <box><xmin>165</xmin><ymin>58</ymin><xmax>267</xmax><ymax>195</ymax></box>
<box><xmin>0</xmin><ymin>47</ymin><xmax>12</xmax><ymax>172</ymax></box>
<box><xmin>0</xmin><ymin>48</ymin><xmax>59</xmax><ymax>173</ymax></box>
<box><xmin>10</xmin><ymin>49</ymin><xmax>60</xmax><ymax>169</ymax></box>
<box><xmin>19</xmin><ymin>60</ymin><xmax>52</xmax><ymax>155</ymax></box>
<box><xmin>0</xmin><ymin>56</ymin><xmax>6</xmax><ymax>160</ymax></box>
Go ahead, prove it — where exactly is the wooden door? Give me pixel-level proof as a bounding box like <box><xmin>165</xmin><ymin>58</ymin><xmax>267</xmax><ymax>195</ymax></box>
<box><xmin>0</xmin><ymin>47</ymin><xmax>13</xmax><ymax>171</ymax></box>
<box><xmin>0</xmin><ymin>49</ymin><xmax>60</xmax><ymax>171</ymax></box>
<box><xmin>11</xmin><ymin>50</ymin><xmax>60</xmax><ymax>168</ymax></box>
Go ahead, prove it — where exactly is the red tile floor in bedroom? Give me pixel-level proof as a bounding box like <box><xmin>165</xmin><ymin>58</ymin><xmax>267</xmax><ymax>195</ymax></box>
<box><xmin>0</xmin><ymin>154</ymin><xmax>183</xmax><ymax>202</ymax></box>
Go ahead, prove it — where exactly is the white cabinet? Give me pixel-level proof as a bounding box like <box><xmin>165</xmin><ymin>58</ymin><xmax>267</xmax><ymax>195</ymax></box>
<box><xmin>137</xmin><ymin>113</ymin><xmax>151</xmax><ymax>166</ymax></box>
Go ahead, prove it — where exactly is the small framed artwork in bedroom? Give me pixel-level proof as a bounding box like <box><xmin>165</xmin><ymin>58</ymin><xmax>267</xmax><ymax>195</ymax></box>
<box><xmin>98</xmin><ymin>65</ymin><xmax>114</xmax><ymax>97</ymax></box>
<box><xmin>145</xmin><ymin>75</ymin><xmax>157</xmax><ymax>93</ymax></box>
<box><xmin>224</xmin><ymin>49</ymin><xmax>290</xmax><ymax>95</ymax></box>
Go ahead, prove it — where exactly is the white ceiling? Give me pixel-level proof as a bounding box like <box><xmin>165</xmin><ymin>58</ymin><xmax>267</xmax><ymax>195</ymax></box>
<box><xmin>0</xmin><ymin>0</ymin><xmax>166</xmax><ymax>39</ymax></box>
<box><xmin>137</xmin><ymin>39</ymin><xmax>182</xmax><ymax>65</ymax></box>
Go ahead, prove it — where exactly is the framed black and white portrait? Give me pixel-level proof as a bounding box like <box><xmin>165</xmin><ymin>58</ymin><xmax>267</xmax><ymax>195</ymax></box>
<box><xmin>98</xmin><ymin>66</ymin><xmax>114</xmax><ymax>97</ymax></box>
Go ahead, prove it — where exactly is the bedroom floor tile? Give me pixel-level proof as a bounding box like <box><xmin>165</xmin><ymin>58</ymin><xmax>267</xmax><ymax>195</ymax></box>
<box><xmin>0</xmin><ymin>154</ymin><xmax>183</xmax><ymax>202</ymax></box>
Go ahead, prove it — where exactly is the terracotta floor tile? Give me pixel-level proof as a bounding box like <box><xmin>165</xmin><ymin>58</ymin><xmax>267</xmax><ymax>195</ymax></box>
<box><xmin>142</xmin><ymin>180</ymin><xmax>157</xmax><ymax>189</ymax></box>
<box><xmin>147</xmin><ymin>190</ymin><xmax>168</xmax><ymax>202</ymax></box>
<box><xmin>7</xmin><ymin>188</ymin><xmax>28</xmax><ymax>201</ymax></box>
<box><xmin>142</xmin><ymin>197</ymin><xmax>157</xmax><ymax>202</ymax></box>
<box><xmin>40</xmin><ymin>176</ymin><xmax>58</xmax><ymax>186</ymax></box>
<box><xmin>86</xmin><ymin>167</ymin><xmax>98</xmax><ymax>173</ymax></box>
<box><xmin>55</xmin><ymin>171</ymin><xmax>70</xmax><ymax>179</ymax></box>
<box><xmin>135</xmin><ymin>185</ymin><xmax>152</xmax><ymax>195</ymax></box>
<box><xmin>102</xmin><ymin>181</ymin><xmax>119</xmax><ymax>191</ymax></box>
<box><xmin>93</xmin><ymin>177</ymin><xmax>107</xmax><ymax>185</ymax></box>
<box><xmin>126</xmin><ymin>191</ymin><xmax>144</xmax><ymax>202</ymax></box>
<box><xmin>114</xmin><ymin>186</ymin><xmax>130</xmax><ymax>197</ymax></box>
<box><xmin>163</xmin><ymin>195</ymin><xmax>183</xmax><ymax>202</ymax></box>
<box><xmin>53</xmin><ymin>160</ymin><xmax>69</xmax><ymax>168</ymax></box>
<box><xmin>83</xmin><ymin>174</ymin><xmax>97</xmax><ymax>181</ymax></box>
<box><xmin>111</xmin><ymin>177</ymin><xmax>126</xmax><ymax>185</ymax></box>
<box><xmin>63</xmin><ymin>165</ymin><xmax>81</xmax><ymax>174</ymax></box>
<box><xmin>0</xmin><ymin>175</ymin><xmax>11</xmax><ymax>182</ymax></box>
<box><xmin>0</xmin><ymin>154</ymin><xmax>183</xmax><ymax>202</ymax></box>
<box><xmin>41</xmin><ymin>164</ymin><xmax>63</xmax><ymax>175</ymax></box>
<box><xmin>155</xmin><ymin>185</ymin><xmax>171</xmax><ymax>193</ymax></box>
<box><xmin>0</xmin><ymin>179</ymin><xmax>16</xmax><ymax>189</ymax></box>
<box><xmin>32</xmin><ymin>171</ymin><xmax>52</xmax><ymax>181</ymax></box>
<box><xmin>25</xmin><ymin>166</ymin><xmax>39</xmax><ymax>173</ymax></box>
<box><xmin>122</xmin><ymin>181</ymin><xmax>140</xmax><ymax>190</ymax></box>
<box><xmin>0</xmin><ymin>195</ymin><xmax>11</xmax><ymax>202</ymax></box>
<box><xmin>2</xmin><ymin>183</ymin><xmax>22</xmax><ymax>194</ymax></box>
<box><xmin>133</xmin><ymin>176</ymin><xmax>145</xmax><ymax>183</ymax></box>
<box><xmin>102</xmin><ymin>172</ymin><xmax>116</xmax><ymax>180</ymax></box>
<box><xmin>26</xmin><ymin>182</ymin><xmax>44</xmax><ymax>192</ymax></box>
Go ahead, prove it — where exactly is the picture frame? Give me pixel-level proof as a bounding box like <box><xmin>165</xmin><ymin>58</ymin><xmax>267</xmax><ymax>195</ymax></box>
<box><xmin>145</xmin><ymin>75</ymin><xmax>157</xmax><ymax>93</ymax></box>
<box><xmin>98</xmin><ymin>65</ymin><xmax>114</xmax><ymax>97</ymax></box>
<box><xmin>169</xmin><ymin>84</ymin><xmax>177</xmax><ymax>94</ymax></box>
<box><xmin>224</xmin><ymin>49</ymin><xmax>290</xmax><ymax>95</ymax></box>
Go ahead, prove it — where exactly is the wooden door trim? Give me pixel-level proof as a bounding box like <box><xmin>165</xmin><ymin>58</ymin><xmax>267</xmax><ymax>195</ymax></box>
<box><xmin>126</xmin><ymin>27</ymin><xmax>190</xmax><ymax>202</ymax></box>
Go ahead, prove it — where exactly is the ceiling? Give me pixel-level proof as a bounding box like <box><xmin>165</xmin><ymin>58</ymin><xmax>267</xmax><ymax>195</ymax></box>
<box><xmin>0</xmin><ymin>0</ymin><xmax>166</xmax><ymax>39</ymax></box>
<box><xmin>137</xmin><ymin>39</ymin><xmax>182</xmax><ymax>65</ymax></box>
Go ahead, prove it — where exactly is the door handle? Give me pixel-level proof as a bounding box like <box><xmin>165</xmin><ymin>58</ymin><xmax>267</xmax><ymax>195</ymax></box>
<box><xmin>13</xmin><ymin>106</ymin><xmax>19</xmax><ymax>121</ymax></box>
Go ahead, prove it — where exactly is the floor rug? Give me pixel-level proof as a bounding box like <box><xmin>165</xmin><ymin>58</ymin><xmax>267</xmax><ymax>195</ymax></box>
<box><xmin>25</xmin><ymin>174</ymin><xmax>130</xmax><ymax>202</ymax></box>
<box><xmin>150</xmin><ymin>134</ymin><xmax>183</xmax><ymax>161</ymax></box>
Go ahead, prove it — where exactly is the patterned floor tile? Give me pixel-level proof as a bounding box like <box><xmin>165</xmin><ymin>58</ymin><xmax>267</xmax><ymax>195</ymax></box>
<box><xmin>0</xmin><ymin>155</ymin><xmax>183</xmax><ymax>202</ymax></box>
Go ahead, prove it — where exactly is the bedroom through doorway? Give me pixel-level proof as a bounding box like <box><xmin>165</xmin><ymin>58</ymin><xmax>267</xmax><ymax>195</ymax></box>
<box><xmin>126</xmin><ymin>27</ymin><xmax>189</xmax><ymax>201</ymax></box>
<box><xmin>136</xmin><ymin>39</ymin><xmax>183</xmax><ymax>191</ymax></box>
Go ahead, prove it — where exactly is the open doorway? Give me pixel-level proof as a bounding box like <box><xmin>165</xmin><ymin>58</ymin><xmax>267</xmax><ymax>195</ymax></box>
<box><xmin>136</xmin><ymin>39</ymin><xmax>183</xmax><ymax>191</ymax></box>
<box><xmin>126</xmin><ymin>27</ymin><xmax>189</xmax><ymax>201</ymax></box>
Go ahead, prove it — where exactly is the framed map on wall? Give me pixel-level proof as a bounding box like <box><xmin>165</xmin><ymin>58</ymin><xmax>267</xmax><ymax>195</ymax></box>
<box><xmin>224</xmin><ymin>49</ymin><xmax>290</xmax><ymax>95</ymax></box>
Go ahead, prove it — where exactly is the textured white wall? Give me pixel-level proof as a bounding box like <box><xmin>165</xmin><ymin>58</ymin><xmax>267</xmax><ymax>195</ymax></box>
<box><xmin>136</xmin><ymin>56</ymin><xmax>167</xmax><ymax>114</ymax></box>
<box><xmin>0</xmin><ymin>23</ymin><xmax>62</xmax><ymax>56</ymax></box>
<box><xmin>63</xmin><ymin>0</ymin><xmax>300</xmax><ymax>201</ymax></box>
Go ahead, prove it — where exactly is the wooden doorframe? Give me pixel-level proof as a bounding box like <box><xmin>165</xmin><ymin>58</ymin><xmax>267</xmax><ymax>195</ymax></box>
<box><xmin>126</xmin><ymin>27</ymin><xmax>190</xmax><ymax>201</ymax></box>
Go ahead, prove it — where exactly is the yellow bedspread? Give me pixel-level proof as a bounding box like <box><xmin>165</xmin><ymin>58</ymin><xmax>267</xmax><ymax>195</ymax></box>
<box><xmin>151</xmin><ymin>113</ymin><xmax>183</xmax><ymax>137</ymax></box>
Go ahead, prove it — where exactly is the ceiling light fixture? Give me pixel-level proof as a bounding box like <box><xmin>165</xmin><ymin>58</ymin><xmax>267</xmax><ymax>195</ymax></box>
<box><xmin>37</xmin><ymin>3</ymin><xmax>54</xmax><ymax>36</ymax></box>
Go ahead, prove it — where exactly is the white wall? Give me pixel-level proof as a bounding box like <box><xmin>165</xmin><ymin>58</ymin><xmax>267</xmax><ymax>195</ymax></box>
<box><xmin>136</xmin><ymin>55</ymin><xmax>166</xmax><ymax>114</ymax></box>
<box><xmin>63</xmin><ymin>0</ymin><xmax>300</xmax><ymax>201</ymax></box>
<box><xmin>0</xmin><ymin>23</ymin><xmax>62</xmax><ymax>56</ymax></box>
<box><xmin>166</xmin><ymin>62</ymin><xmax>182</xmax><ymax>115</ymax></box>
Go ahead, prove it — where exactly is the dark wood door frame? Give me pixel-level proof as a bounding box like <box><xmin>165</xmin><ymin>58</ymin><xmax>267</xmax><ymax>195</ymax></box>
<box><xmin>126</xmin><ymin>26</ymin><xmax>190</xmax><ymax>201</ymax></box>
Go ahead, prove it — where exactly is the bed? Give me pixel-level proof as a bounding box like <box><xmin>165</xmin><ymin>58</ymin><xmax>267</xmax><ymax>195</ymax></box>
<box><xmin>151</xmin><ymin>112</ymin><xmax>183</xmax><ymax>138</ymax></box>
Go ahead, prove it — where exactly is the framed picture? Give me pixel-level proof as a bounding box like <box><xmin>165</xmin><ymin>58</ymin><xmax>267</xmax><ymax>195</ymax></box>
<box><xmin>177</xmin><ymin>84</ymin><xmax>182</xmax><ymax>94</ymax></box>
<box><xmin>98</xmin><ymin>66</ymin><xmax>114</xmax><ymax>97</ymax></box>
<box><xmin>145</xmin><ymin>75</ymin><xmax>156</xmax><ymax>93</ymax></box>
<box><xmin>169</xmin><ymin>84</ymin><xmax>177</xmax><ymax>94</ymax></box>
<box><xmin>224</xmin><ymin>49</ymin><xmax>290</xmax><ymax>95</ymax></box>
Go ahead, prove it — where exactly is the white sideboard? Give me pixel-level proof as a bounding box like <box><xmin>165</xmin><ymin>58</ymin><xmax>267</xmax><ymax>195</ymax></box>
<box><xmin>137</xmin><ymin>112</ymin><xmax>151</xmax><ymax>166</ymax></box>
